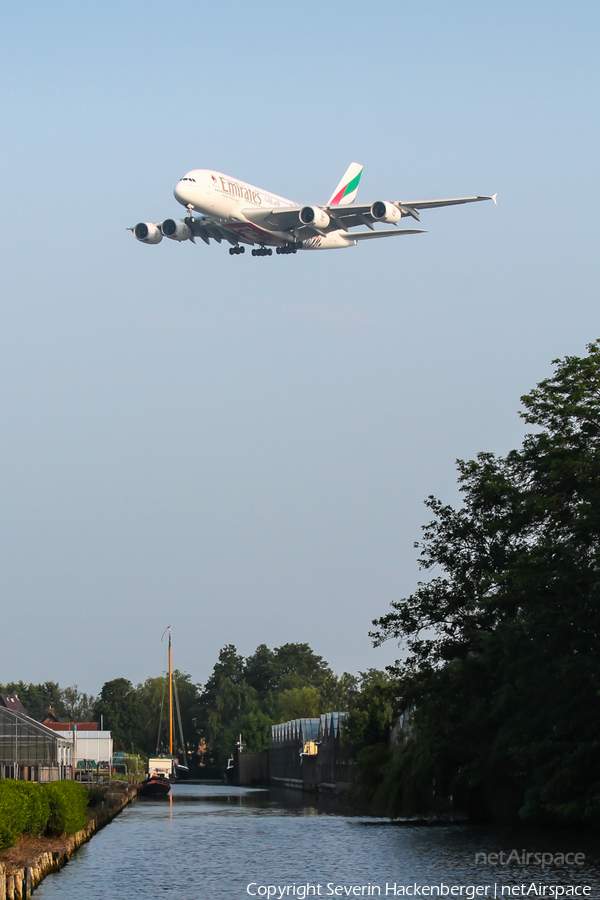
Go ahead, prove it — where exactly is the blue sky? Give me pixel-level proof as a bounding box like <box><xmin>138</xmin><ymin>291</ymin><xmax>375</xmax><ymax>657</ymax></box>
<box><xmin>0</xmin><ymin>2</ymin><xmax>598</xmax><ymax>693</ymax></box>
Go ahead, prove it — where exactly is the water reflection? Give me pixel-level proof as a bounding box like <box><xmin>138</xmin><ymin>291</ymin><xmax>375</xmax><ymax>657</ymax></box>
<box><xmin>33</xmin><ymin>784</ymin><xmax>600</xmax><ymax>900</ymax></box>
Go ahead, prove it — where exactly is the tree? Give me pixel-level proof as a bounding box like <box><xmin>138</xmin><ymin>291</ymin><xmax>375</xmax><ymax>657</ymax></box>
<box><xmin>275</xmin><ymin>686</ymin><xmax>321</xmax><ymax>722</ymax></box>
<box><xmin>195</xmin><ymin>646</ymin><xmax>259</xmax><ymax>769</ymax></box>
<box><xmin>195</xmin><ymin>642</ymin><xmax>357</xmax><ymax>771</ymax></box>
<box><xmin>137</xmin><ymin>671</ymin><xmax>200</xmax><ymax>757</ymax></box>
<box><xmin>60</xmin><ymin>685</ymin><xmax>95</xmax><ymax>721</ymax></box>
<box><xmin>244</xmin><ymin>644</ymin><xmax>277</xmax><ymax>701</ymax></box>
<box><xmin>343</xmin><ymin>670</ymin><xmax>394</xmax><ymax>757</ymax></box>
<box><xmin>0</xmin><ymin>681</ymin><xmax>96</xmax><ymax>723</ymax></box>
<box><xmin>319</xmin><ymin>670</ymin><xmax>358</xmax><ymax>712</ymax></box>
<box><xmin>0</xmin><ymin>682</ymin><xmax>61</xmax><ymax>721</ymax></box>
<box><xmin>93</xmin><ymin>678</ymin><xmax>146</xmax><ymax>751</ymax></box>
<box><xmin>269</xmin><ymin>643</ymin><xmax>330</xmax><ymax>693</ymax></box>
<box><xmin>367</xmin><ymin>343</ymin><xmax>600</xmax><ymax>824</ymax></box>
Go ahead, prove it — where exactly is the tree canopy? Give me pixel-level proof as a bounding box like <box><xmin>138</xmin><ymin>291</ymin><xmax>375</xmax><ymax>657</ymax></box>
<box><xmin>0</xmin><ymin>681</ymin><xmax>94</xmax><ymax>723</ymax></box>
<box><xmin>363</xmin><ymin>343</ymin><xmax>600</xmax><ymax>824</ymax></box>
<box><xmin>195</xmin><ymin>642</ymin><xmax>358</xmax><ymax>771</ymax></box>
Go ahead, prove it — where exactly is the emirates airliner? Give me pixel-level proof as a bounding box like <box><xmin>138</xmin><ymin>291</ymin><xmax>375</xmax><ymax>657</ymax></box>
<box><xmin>130</xmin><ymin>163</ymin><xmax>496</xmax><ymax>256</ymax></box>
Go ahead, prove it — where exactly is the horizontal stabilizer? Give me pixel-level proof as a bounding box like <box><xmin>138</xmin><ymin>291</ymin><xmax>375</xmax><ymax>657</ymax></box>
<box><xmin>350</xmin><ymin>228</ymin><xmax>426</xmax><ymax>241</ymax></box>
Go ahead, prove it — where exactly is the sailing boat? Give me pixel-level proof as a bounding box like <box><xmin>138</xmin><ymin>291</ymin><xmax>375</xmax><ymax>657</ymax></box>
<box><xmin>140</xmin><ymin>626</ymin><xmax>189</xmax><ymax>796</ymax></box>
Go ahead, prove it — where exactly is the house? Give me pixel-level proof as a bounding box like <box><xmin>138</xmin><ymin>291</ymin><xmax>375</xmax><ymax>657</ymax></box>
<box><xmin>0</xmin><ymin>692</ymin><xmax>28</xmax><ymax>716</ymax></box>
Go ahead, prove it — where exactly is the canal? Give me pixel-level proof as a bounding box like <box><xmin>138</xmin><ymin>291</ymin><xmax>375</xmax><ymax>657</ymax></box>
<box><xmin>34</xmin><ymin>784</ymin><xmax>600</xmax><ymax>899</ymax></box>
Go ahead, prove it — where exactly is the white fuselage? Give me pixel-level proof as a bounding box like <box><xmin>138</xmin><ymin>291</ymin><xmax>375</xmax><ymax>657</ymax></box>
<box><xmin>173</xmin><ymin>169</ymin><xmax>355</xmax><ymax>250</ymax></box>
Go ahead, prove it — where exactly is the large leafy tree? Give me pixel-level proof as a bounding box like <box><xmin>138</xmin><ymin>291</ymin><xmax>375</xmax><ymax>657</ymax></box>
<box><xmin>92</xmin><ymin>678</ymin><xmax>147</xmax><ymax>752</ymax></box>
<box><xmin>367</xmin><ymin>343</ymin><xmax>600</xmax><ymax>824</ymax></box>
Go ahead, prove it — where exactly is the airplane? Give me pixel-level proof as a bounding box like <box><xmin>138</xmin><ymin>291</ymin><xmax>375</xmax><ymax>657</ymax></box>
<box><xmin>129</xmin><ymin>163</ymin><xmax>496</xmax><ymax>256</ymax></box>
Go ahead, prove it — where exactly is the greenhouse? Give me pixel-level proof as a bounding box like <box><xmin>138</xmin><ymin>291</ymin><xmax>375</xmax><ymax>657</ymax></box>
<box><xmin>0</xmin><ymin>706</ymin><xmax>73</xmax><ymax>781</ymax></box>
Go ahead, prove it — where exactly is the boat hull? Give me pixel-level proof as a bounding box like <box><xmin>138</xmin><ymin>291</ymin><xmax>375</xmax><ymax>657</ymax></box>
<box><xmin>140</xmin><ymin>776</ymin><xmax>171</xmax><ymax>797</ymax></box>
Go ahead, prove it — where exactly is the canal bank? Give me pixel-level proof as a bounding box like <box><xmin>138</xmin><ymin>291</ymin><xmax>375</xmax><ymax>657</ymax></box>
<box><xmin>0</xmin><ymin>783</ymin><xmax>137</xmax><ymax>900</ymax></box>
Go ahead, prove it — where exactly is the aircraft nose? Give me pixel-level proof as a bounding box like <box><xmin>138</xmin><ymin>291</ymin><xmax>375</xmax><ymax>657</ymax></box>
<box><xmin>173</xmin><ymin>180</ymin><xmax>186</xmax><ymax>205</ymax></box>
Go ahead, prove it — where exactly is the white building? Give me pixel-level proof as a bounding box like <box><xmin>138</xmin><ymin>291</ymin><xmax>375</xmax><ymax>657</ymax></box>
<box><xmin>52</xmin><ymin>727</ymin><xmax>113</xmax><ymax>767</ymax></box>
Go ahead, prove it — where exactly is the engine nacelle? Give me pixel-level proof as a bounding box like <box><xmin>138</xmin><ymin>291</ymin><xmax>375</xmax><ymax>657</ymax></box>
<box><xmin>371</xmin><ymin>201</ymin><xmax>402</xmax><ymax>224</ymax></box>
<box><xmin>161</xmin><ymin>219</ymin><xmax>192</xmax><ymax>241</ymax></box>
<box><xmin>133</xmin><ymin>222</ymin><xmax>163</xmax><ymax>244</ymax></box>
<box><xmin>300</xmin><ymin>206</ymin><xmax>330</xmax><ymax>229</ymax></box>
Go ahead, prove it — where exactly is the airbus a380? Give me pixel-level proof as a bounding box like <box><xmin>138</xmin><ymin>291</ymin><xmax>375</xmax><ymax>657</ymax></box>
<box><xmin>130</xmin><ymin>163</ymin><xmax>496</xmax><ymax>256</ymax></box>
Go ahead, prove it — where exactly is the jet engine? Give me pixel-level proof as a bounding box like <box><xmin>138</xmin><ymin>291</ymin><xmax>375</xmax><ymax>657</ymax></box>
<box><xmin>371</xmin><ymin>201</ymin><xmax>402</xmax><ymax>224</ymax></box>
<box><xmin>161</xmin><ymin>219</ymin><xmax>192</xmax><ymax>241</ymax></box>
<box><xmin>133</xmin><ymin>222</ymin><xmax>163</xmax><ymax>244</ymax></box>
<box><xmin>300</xmin><ymin>206</ymin><xmax>330</xmax><ymax>229</ymax></box>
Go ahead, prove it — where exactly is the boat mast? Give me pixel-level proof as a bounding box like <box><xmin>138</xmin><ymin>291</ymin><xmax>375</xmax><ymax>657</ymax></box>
<box><xmin>168</xmin><ymin>627</ymin><xmax>173</xmax><ymax>756</ymax></box>
<box><xmin>161</xmin><ymin>625</ymin><xmax>174</xmax><ymax>758</ymax></box>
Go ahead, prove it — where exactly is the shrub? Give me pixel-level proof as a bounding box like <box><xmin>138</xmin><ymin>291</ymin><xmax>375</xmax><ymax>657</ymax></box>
<box><xmin>0</xmin><ymin>782</ymin><xmax>27</xmax><ymax>850</ymax></box>
<box><xmin>86</xmin><ymin>787</ymin><xmax>105</xmax><ymax>807</ymax></box>
<box><xmin>21</xmin><ymin>782</ymin><xmax>51</xmax><ymax>835</ymax></box>
<box><xmin>44</xmin><ymin>782</ymin><xmax>88</xmax><ymax>836</ymax></box>
<box><xmin>0</xmin><ymin>780</ymin><xmax>89</xmax><ymax>849</ymax></box>
<box><xmin>0</xmin><ymin>781</ymin><xmax>51</xmax><ymax>849</ymax></box>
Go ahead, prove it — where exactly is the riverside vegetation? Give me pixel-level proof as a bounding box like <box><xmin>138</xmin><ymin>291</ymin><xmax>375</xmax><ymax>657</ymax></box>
<box><xmin>0</xmin><ymin>781</ymin><xmax>88</xmax><ymax>850</ymax></box>
<box><xmin>3</xmin><ymin>344</ymin><xmax>599</xmax><ymax>827</ymax></box>
<box><xmin>1</xmin><ymin>644</ymin><xmax>369</xmax><ymax>776</ymax></box>
<box><xmin>350</xmin><ymin>342</ymin><xmax>600</xmax><ymax>826</ymax></box>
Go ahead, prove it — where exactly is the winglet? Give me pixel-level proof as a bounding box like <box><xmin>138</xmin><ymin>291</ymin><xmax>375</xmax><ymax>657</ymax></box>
<box><xmin>492</xmin><ymin>193</ymin><xmax>497</xmax><ymax>205</ymax></box>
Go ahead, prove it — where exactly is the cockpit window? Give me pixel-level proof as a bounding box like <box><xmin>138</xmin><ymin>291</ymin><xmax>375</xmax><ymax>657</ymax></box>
<box><xmin>180</xmin><ymin>177</ymin><xmax>196</xmax><ymax>182</ymax></box>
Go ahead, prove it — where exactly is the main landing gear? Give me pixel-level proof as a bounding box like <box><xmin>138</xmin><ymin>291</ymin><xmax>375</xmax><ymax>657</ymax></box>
<box><xmin>229</xmin><ymin>246</ymin><xmax>245</xmax><ymax>255</ymax></box>
<box><xmin>247</xmin><ymin>243</ymin><xmax>300</xmax><ymax>257</ymax></box>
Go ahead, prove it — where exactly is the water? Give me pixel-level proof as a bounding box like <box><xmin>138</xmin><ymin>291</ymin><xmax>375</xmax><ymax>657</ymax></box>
<box><xmin>33</xmin><ymin>784</ymin><xmax>600</xmax><ymax>899</ymax></box>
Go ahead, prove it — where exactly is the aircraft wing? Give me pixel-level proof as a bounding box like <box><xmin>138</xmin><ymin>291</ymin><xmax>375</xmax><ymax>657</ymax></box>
<box><xmin>242</xmin><ymin>207</ymin><xmax>306</xmax><ymax>233</ymax></box>
<box><xmin>242</xmin><ymin>205</ymin><xmax>378</xmax><ymax>237</ymax></box>
<box><xmin>390</xmin><ymin>194</ymin><xmax>497</xmax><ymax>220</ymax></box>
<box><xmin>322</xmin><ymin>195</ymin><xmax>497</xmax><ymax>226</ymax></box>
<box><xmin>242</xmin><ymin>194</ymin><xmax>496</xmax><ymax>235</ymax></box>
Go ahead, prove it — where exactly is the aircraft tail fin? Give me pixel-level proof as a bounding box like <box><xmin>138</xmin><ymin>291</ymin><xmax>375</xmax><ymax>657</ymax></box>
<box><xmin>327</xmin><ymin>162</ymin><xmax>363</xmax><ymax>206</ymax></box>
